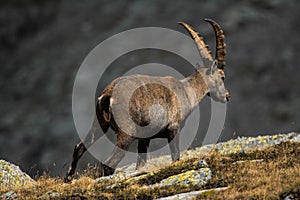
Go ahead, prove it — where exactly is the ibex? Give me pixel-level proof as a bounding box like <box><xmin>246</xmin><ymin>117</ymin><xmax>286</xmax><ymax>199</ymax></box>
<box><xmin>64</xmin><ymin>19</ymin><xmax>230</xmax><ymax>182</ymax></box>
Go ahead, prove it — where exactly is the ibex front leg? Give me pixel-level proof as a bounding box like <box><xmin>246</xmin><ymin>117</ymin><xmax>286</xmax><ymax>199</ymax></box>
<box><xmin>166</xmin><ymin>126</ymin><xmax>180</xmax><ymax>162</ymax></box>
<box><xmin>102</xmin><ymin>130</ymin><xmax>135</xmax><ymax>176</ymax></box>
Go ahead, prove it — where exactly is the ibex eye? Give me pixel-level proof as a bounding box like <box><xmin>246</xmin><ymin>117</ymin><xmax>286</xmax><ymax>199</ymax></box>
<box><xmin>221</xmin><ymin>77</ymin><xmax>225</xmax><ymax>81</ymax></box>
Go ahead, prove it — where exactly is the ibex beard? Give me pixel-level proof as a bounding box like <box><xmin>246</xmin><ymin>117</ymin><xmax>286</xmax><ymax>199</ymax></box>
<box><xmin>64</xmin><ymin>19</ymin><xmax>230</xmax><ymax>183</ymax></box>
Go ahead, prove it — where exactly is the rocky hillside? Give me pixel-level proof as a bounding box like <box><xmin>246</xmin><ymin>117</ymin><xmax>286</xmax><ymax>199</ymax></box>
<box><xmin>0</xmin><ymin>0</ymin><xmax>300</xmax><ymax>177</ymax></box>
<box><xmin>0</xmin><ymin>132</ymin><xmax>299</xmax><ymax>199</ymax></box>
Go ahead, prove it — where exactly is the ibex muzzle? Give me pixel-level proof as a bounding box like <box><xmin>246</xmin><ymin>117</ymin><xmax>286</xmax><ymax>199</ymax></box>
<box><xmin>64</xmin><ymin>19</ymin><xmax>229</xmax><ymax>183</ymax></box>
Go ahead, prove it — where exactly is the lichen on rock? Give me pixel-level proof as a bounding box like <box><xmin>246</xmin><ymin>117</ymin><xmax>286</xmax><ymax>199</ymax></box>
<box><xmin>0</xmin><ymin>160</ymin><xmax>35</xmax><ymax>187</ymax></box>
<box><xmin>158</xmin><ymin>167</ymin><xmax>212</xmax><ymax>187</ymax></box>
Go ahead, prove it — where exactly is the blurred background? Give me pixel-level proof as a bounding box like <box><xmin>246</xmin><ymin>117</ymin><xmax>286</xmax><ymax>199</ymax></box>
<box><xmin>0</xmin><ymin>0</ymin><xmax>299</xmax><ymax>177</ymax></box>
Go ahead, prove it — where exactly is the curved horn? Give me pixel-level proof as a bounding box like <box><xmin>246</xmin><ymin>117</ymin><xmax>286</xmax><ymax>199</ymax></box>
<box><xmin>204</xmin><ymin>19</ymin><xmax>226</xmax><ymax>69</ymax></box>
<box><xmin>178</xmin><ymin>22</ymin><xmax>213</xmax><ymax>64</ymax></box>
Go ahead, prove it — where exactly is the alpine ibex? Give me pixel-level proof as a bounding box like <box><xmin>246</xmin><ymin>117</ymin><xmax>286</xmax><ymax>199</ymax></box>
<box><xmin>64</xmin><ymin>19</ymin><xmax>230</xmax><ymax>182</ymax></box>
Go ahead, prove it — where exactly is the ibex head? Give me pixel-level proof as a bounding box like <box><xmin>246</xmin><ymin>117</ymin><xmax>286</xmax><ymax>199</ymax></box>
<box><xmin>179</xmin><ymin>19</ymin><xmax>230</xmax><ymax>103</ymax></box>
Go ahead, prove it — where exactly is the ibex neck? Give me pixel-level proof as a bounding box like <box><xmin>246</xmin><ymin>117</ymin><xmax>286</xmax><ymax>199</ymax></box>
<box><xmin>182</xmin><ymin>69</ymin><xmax>209</xmax><ymax>107</ymax></box>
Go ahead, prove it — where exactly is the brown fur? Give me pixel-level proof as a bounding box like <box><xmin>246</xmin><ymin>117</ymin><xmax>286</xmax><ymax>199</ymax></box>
<box><xmin>99</xmin><ymin>74</ymin><xmax>207</xmax><ymax>133</ymax></box>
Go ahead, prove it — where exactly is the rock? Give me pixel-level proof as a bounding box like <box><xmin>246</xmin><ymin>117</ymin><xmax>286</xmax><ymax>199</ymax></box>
<box><xmin>196</xmin><ymin>160</ymin><xmax>209</xmax><ymax>168</ymax></box>
<box><xmin>0</xmin><ymin>160</ymin><xmax>35</xmax><ymax>187</ymax></box>
<box><xmin>156</xmin><ymin>187</ymin><xmax>228</xmax><ymax>200</ymax></box>
<box><xmin>157</xmin><ymin>168</ymin><xmax>212</xmax><ymax>187</ymax></box>
<box><xmin>0</xmin><ymin>191</ymin><xmax>18</xmax><ymax>199</ymax></box>
<box><xmin>214</xmin><ymin>132</ymin><xmax>300</xmax><ymax>155</ymax></box>
<box><xmin>233</xmin><ymin>159</ymin><xmax>264</xmax><ymax>165</ymax></box>
<box><xmin>94</xmin><ymin>173</ymin><xmax>125</xmax><ymax>184</ymax></box>
<box><xmin>38</xmin><ymin>192</ymin><xmax>60</xmax><ymax>199</ymax></box>
<box><xmin>94</xmin><ymin>171</ymin><xmax>142</xmax><ymax>184</ymax></box>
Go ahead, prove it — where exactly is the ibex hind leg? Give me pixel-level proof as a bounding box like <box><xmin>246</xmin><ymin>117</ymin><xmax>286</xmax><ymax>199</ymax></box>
<box><xmin>136</xmin><ymin>139</ymin><xmax>150</xmax><ymax>170</ymax></box>
<box><xmin>64</xmin><ymin>117</ymin><xmax>100</xmax><ymax>183</ymax></box>
<box><xmin>64</xmin><ymin>141</ymin><xmax>87</xmax><ymax>183</ymax></box>
<box><xmin>102</xmin><ymin>130</ymin><xmax>135</xmax><ymax>176</ymax></box>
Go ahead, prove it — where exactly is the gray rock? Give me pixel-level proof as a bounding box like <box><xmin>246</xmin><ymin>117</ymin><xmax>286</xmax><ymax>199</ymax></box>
<box><xmin>155</xmin><ymin>187</ymin><xmax>228</xmax><ymax>200</ymax></box>
<box><xmin>0</xmin><ymin>191</ymin><xmax>18</xmax><ymax>200</ymax></box>
<box><xmin>38</xmin><ymin>192</ymin><xmax>60</xmax><ymax>199</ymax></box>
<box><xmin>0</xmin><ymin>160</ymin><xmax>35</xmax><ymax>187</ymax></box>
<box><xmin>148</xmin><ymin>167</ymin><xmax>212</xmax><ymax>188</ymax></box>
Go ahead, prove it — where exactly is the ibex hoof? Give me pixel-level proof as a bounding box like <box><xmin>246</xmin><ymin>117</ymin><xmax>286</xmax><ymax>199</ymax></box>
<box><xmin>64</xmin><ymin>174</ymin><xmax>73</xmax><ymax>183</ymax></box>
<box><xmin>100</xmin><ymin>164</ymin><xmax>115</xmax><ymax>176</ymax></box>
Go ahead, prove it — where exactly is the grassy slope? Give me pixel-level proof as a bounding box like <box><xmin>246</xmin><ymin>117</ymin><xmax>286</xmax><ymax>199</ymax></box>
<box><xmin>0</xmin><ymin>142</ymin><xmax>299</xmax><ymax>199</ymax></box>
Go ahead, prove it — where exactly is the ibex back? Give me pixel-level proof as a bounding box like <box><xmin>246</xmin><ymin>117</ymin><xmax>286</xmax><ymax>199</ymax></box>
<box><xmin>65</xmin><ymin>19</ymin><xmax>230</xmax><ymax>182</ymax></box>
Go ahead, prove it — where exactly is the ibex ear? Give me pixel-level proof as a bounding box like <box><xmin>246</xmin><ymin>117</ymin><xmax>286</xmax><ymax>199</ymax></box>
<box><xmin>209</xmin><ymin>60</ymin><xmax>217</xmax><ymax>74</ymax></box>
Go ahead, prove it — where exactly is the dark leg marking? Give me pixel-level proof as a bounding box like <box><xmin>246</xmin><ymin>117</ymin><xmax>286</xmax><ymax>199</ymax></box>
<box><xmin>64</xmin><ymin>117</ymin><xmax>101</xmax><ymax>183</ymax></box>
<box><xmin>64</xmin><ymin>142</ymin><xmax>87</xmax><ymax>183</ymax></box>
<box><xmin>136</xmin><ymin>139</ymin><xmax>150</xmax><ymax>170</ymax></box>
